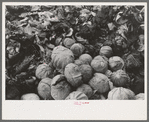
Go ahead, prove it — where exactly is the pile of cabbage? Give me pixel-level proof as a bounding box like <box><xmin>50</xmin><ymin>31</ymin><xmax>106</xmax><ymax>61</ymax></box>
<box><xmin>6</xmin><ymin>5</ymin><xmax>145</xmax><ymax>100</ymax></box>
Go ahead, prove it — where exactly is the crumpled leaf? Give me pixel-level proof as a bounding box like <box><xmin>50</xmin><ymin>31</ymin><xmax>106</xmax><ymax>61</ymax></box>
<box><xmin>23</xmin><ymin>24</ymin><xmax>36</xmax><ymax>35</ymax></box>
<box><xmin>31</xmin><ymin>5</ymin><xmax>41</xmax><ymax>11</ymax></box>
<box><xmin>117</xmin><ymin>23</ymin><xmax>128</xmax><ymax>40</ymax></box>
<box><xmin>115</xmin><ymin>12</ymin><xmax>128</xmax><ymax>25</ymax></box>
<box><xmin>108</xmin><ymin>22</ymin><xmax>116</xmax><ymax>31</ymax></box>
<box><xmin>56</xmin><ymin>6</ymin><xmax>65</xmax><ymax>20</ymax></box>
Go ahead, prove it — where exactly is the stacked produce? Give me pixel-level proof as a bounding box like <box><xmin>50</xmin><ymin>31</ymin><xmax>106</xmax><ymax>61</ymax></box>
<box><xmin>5</xmin><ymin>5</ymin><xmax>145</xmax><ymax>100</ymax></box>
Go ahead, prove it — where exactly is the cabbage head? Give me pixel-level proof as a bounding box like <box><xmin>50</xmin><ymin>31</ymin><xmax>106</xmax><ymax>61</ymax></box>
<box><xmin>107</xmin><ymin>87</ymin><xmax>135</xmax><ymax>100</ymax></box>
<box><xmin>65</xmin><ymin>91</ymin><xmax>88</xmax><ymax>100</ymax></box>
<box><xmin>91</xmin><ymin>55</ymin><xmax>108</xmax><ymax>73</ymax></box>
<box><xmin>89</xmin><ymin>73</ymin><xmax>110</xmax><ymax>93</ymax></box>
<box><xmin>64</xmin><ymin>63</ymin><xmax>83</xmax><ymax>88</ymax></box>
<box><xmin>51</xmin><ymin>75</ymin><xmax>72</xmax><ymax>100</ymax></box>
<box><xmin>51</xmin><ymin>46</ymin><xmax>74</xmax><ymax>74</ymax></box>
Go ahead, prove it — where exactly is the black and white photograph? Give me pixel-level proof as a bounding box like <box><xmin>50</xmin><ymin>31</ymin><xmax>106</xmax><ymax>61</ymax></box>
<box><xmin>2</xmin><ymin>2</ymin><xmax>147</xmax><ymax>120</ymax></box>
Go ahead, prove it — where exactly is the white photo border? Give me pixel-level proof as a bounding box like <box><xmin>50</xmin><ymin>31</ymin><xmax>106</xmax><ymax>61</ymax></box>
<box><xmin>2</xmin><ymin>2</ymin><xmax>147</xmax><ymax>120</ymax></box>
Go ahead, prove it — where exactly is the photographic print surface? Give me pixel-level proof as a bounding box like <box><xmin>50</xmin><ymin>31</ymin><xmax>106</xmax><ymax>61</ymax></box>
<box><xmin>5</xmin><ymin>4</ymin><xmax>145</xmax><ymax>100</ymax></box>
<box><xmin>2</xmin><ymin>2</ymin><xmax>147</xmax><ymax>120</ymax></box>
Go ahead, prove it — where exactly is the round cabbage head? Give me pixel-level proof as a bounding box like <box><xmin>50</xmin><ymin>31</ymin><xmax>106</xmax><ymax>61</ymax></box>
<box><xmin>79</xmin><ymin>64</ymin><xmax>93</xmax><ymax>83</ymax></box>
<box><xmin>65</xmin><ymin>91</ymin><xmax>88</xmax><ymax>100</ymax></box>
<box><xmin>76</xmin><ymin>84</ymin><xmax>93</xmax><ymax>98</ymax></box>
<box><xmin>35</xmin><ymin>63</ymin><xmax>54</xmax><ymax>79</ymax></box>
<box><xmin>88</xmin><ymin>73</ymin><xmax>110</xmax><ymax>93</ymax></box>
<box><xmin>109</xmin><ymin>56</ymin><xmax>124</xmax><ymax>71</ymax></box>
<box><xmin>100</xmin><ymin>46</ymin><xmax>113</xmax><ymax>58</ymax></box>
<box><xmin>51</xmin><ymin>75</ymin><xmax>72</xmax><ymax>100</ymax></box>
<box><xmin>63</xmin><ymin>38</ymin><xmax>76</xmax><ymax>49</ymax></box>
<box><xmin>21</xmin><ymin>93</ymin><xmax>40</xmax><ymax>100</ymax></box>
<box><xmin>51</xmin><ymin>45</ymin><xmax>74</xmax><ymax>59</ymax></box>
<box><xmin>51</xmin><ymin>46</ymin><xmax>74</xmax><ymax>74</ymax></box>
<box><xmin>64</xmin><ymin>63</ymin><xmax>83</xmax><ymax>88</ymax></box>
<box><xmin>91</xmin><ymin>55</ymin><xmax>108</xmax><ymax>73</ymax></box>
<box><xmin>135</xmin><ymin>93</ymin><xmax>144</xmax><ymax>100</ymax></box>
<box><xmin>107</xmin><ymin>87</ymin><xmax>135</xmax><ymax>100</ymax></box>
<box><xmin>79</xmin><ymin>53</ymin><xmax>93</xmax><ymax>65</ymax></box>
<box><xmin>37</xmin><ymin>77</ymin><xmax>53</xmax><ymax>100</ymax></box>
<box><xmin>110</xmin><ymin>70</ymin><xmax>130</xmax><ymax>87</ymax></box>
<box><xmin>70</xmin><ymin>43</ymin><xmax>85</xmax><ymax>57</ymax></box>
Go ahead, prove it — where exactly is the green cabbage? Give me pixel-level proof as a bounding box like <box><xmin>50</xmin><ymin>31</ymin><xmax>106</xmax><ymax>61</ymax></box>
<box><xmin>70</xmin><ymin>43</ymin><xmax>85</xmax><ymax>57</ymax></box>
<box><xmin>79</xmin><ymin>54</ymin><xmax>93</xmax><ymax>65</ymax></box>
<box><xmin>108</xmin><ymin>87</ymin><xmax>135</xmax><ymax>100</ymax></box>
<box><xmin>91</xmin><ymin>55</ymin><xmax>108</xmax><ymax>73</ymax></box>
<box><xmin>110</xmin><ymin>70</ymin><xmax>130</xmax><ymax>87</ymax></box>
<box><xmin>89</xmin><ymin>73</ymin><xmax>110</xmax><ymax>93</ymax></box>
<box><xmin>109</xmin><ymin>56</ymin><xmax>124</xmax><ymax>71</ymax></box>
<box><xmin>51</xmin><ymin>75</ymin><xmax>72</xmax><ymax>100</ymax></box>
<box><xmin>37</xmin><ymin>78</ymin><xmax>53</xmax><ymax>100</ymax></box>
<box><xmin>65</xmin><ymin>91</ymin><xmax>88</xmax><ymax>100</ymax></box>
<box><xmin>64</xmin><ymin>63</ymin><xmax>83</xmax><ymax>88</ymax></box>
<box><xmin>51</xmin><ymin>46</ymin><xmax>74</xmax><ymax>74</ymax></box>
<box><xmin>21</xmin><ymin>93</ymin><xmax>40</xmax><ymax>100</ymax></box>
<box><xmin>76</xmin><ymin>84</ymin><xmax>93</xmax><ymax>98</ymax></box>
<box><xmin>35</xmin><ymin>63</ymin><xmax>54</xmax><ymax>79</ymax></box>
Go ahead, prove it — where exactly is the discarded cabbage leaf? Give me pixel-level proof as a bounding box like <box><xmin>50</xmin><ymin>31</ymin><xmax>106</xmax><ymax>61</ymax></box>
<box><xmin>75</xmin><ymin>32</ymin><xmax>88</xmax><ymax>44</ymax></box>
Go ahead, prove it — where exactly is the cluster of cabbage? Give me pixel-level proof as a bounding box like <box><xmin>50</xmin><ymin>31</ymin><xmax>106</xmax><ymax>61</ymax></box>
<box><xmin>32</xmin><ymin>44</ymin><xmax>142</xmax><ymax>100</ymax></box>
<box><xmin>20</xmin><ymin>42</ymin><xmax>143</xmax><ymax>100</ymax></box>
